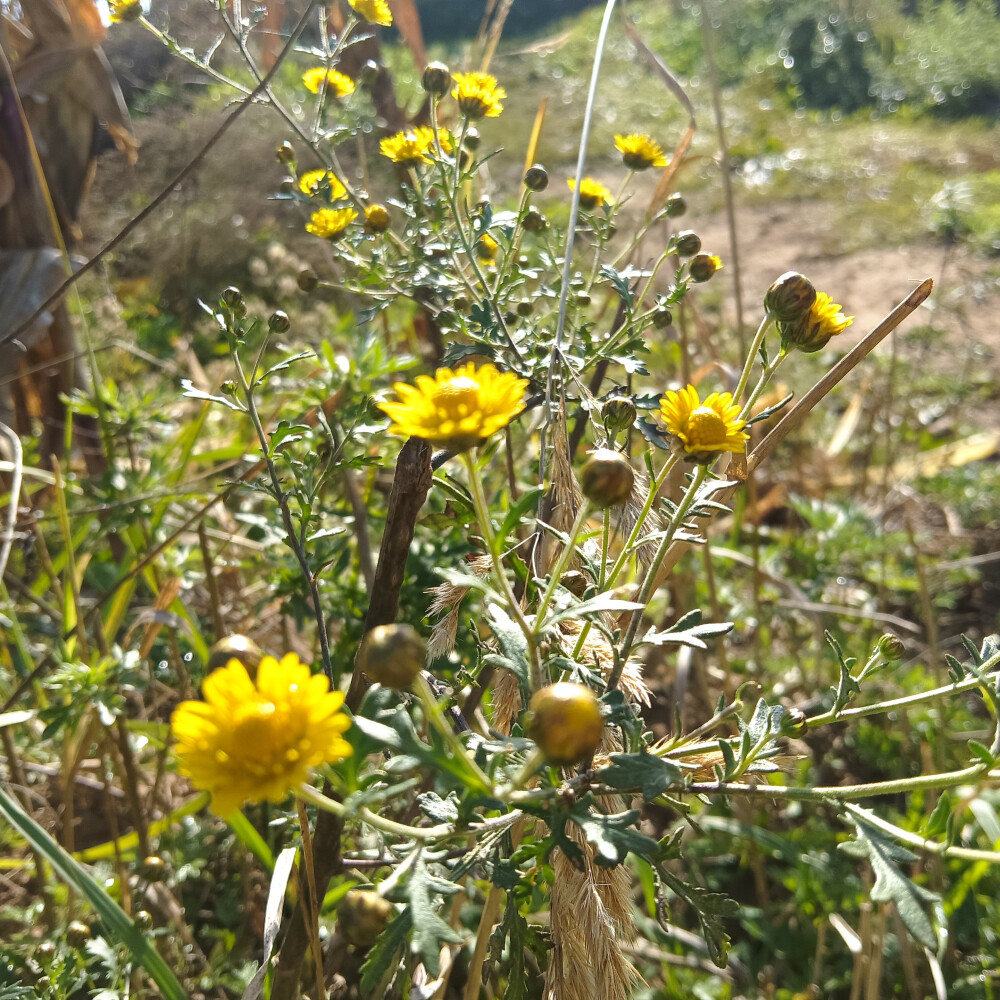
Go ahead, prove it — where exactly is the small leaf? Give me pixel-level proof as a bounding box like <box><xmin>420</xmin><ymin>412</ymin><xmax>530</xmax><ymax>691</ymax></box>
<box><xmin>601</xmin><ymin>752</ymin><xmax>683</xmax><ymax>799</ymax></box>
<box><xmin>923</xmin><ymin>793</ymin><xmax>953</xmax><ymax>839</ymax></box>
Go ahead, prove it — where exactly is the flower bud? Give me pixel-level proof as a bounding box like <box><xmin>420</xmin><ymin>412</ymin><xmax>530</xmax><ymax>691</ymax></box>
<box><xmin>523</xmin><ymin>164</ymin><xmax>549</xmax><ymax>192</ymax></box>
<box><xmin>34</xmin><ymin>941</ymin><xmax>56</xmax><ymax>963</ymax></box>
<box><xmin>279</xmin><ymin>175</ymin><xmax>295</xmax><ymax>194</ymax></box>
<box><xmin>689</xmin><ymin>252</ymin><xmax>722</xmax><ymax>283</ymax></box>
<box><xmin>877</xmin><ymin>634</ymin><xmax>905</xmax><ymax>661</ymax></box>
<box><xmin>140</xmin><ymin>855</ymin><xmax>168</xmax><ymax>881</ymax></box>
<box><xmin>421</xmin><ymin>61</ymin><xmax>452</xmax><ymax>96</ymax></box>
<box><xmin>297</xmin><ymin>268</ymin><xmax>319</xmax><ymax>292</ymax></box>
<box><xmin>522</xmin><ymin>208</ymin><xmax>548</xmax><ymax>233</ymax></box>
<box><xmin>364</xmin><ymin>203</ymin><xmax>392</xmax><ymax>234</ymax></box>
<box><xmin>580</xmin><ymin>448</ymin><xmax>635</xmax><ymax>508</ymax></box>
<box><xmin>764</xmin><ymin>271</ymin><xmax>817</xmax><ymax>322</ymax></box>
<box><xmin>208</xmin><ymin>634</ymin><xmax>265</xmax><ymax>676</ymax></box>
<box><xmin>601</xmin><ymin>395</ymin><xmax>637</xmax><ymax>434</ymax></box>
<box><xmin>358</xmin><ymin>623</ymin><xmax>426</xmax><ymax>689</ymax></box>
<box><xmin>560</xmin><ymin>570</ymin><xmax>589</xmax><ymax>598</ymax></box>
<box><xmin>516</xmin><ymin>298</ymin><xmax>534</xmax><ymax>316</ymax></box>
<box><xmin>575</xmin><ymin>291</ymin><xmax>591</xmax><ymax>307</ymax></box>
<box><xmin>276</xmin><ymin>141</ymin><xmax>296</xmax><ymax>166</ymax></box>
<box><xmin>528</xmin><ymin>682</ymin><xmax>604</xmax><ymax>765</ymax></box>
<box><xmin>664</xmin><ymin>192</ymin><xmax>687</xmax><ymax>218</ymax></box>
<box><xmin>652</xmin><ymin>305</ymin><xmax>673</xmax><ymax>329</ymax></box>
<box><xmin>781</xmin><ymin>707</ymin><xmax>808</xmax><ymax>737</ymax></box>
<box><xmin>674</xmin><ymin>230</ymin><xmax>702</xmax><ymax>257</ymax></box>
<box><xmin>66</xmin><ymin>921</ymin><xmax>92</xmax><ymax>949</ymax></box>
<box><xmin>220</xmin><ymin>379</ymin><xmax>238</xmax><ymax>396</ymax></box>
<box><xmin>339</xmin><ymin>890</ymin><xmax>394</xmax><ymax>949</ymax></box>
<box><xmin>268</xmin><ymin>310</ymin><xmax>291</xmax><ymax>333</ymax></box>
<box><xmin>220</xmin><ymin>286</ymin><xmax>244</xmax><ymax>310</ymax></box>
<box><xmin>464</xmin><ymin>127</ymin><xmax>481</xmax><ymax>151</ymax></box>
<box><xmin>134</xmin><ymin>910</ymin><xmax>154</xmax><ymax>932</ymax></box>
<box><xmin>358</xmin><ymin>59</ymin><xmax>380</xmax><ymax>87</ymax></box>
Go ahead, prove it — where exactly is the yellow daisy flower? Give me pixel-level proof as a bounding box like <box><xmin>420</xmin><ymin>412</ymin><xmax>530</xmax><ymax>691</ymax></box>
<box><xmin>379</xmin><ymin>362</ymin><xmax>529</xmax><ymax>451</ymax></box>
<box><xmin>779</xmin><ymin>291</ymin><xmax>854</xmax><ymax>354</ymax></box>
<box><xmin>302</xmin><ymin>67</ymin><xmax>355</xmax><ymax>97</ymax></box>
<box><xmin>349</xmin><ymin>0</ymin><xmax>392</xmax><ymax>26</ymax></box>
<box><xmin>109</xmin><ymin>0</ymin><xmax>142</xmax><ymax>22</ymax></box>
<box><xmin>614</xmin><ymin>133</ymin><xmax>668</xmax><ymax>170</ymax></box>
<box><xmin>380</xmin><ymin>127</ymin><xmax>436</xmax><ymax>167</ymax></box>
<box><xmin>298</xmin><ymin>169</ymin><xmax>347</xmax><ymax>200</ymax></box>
<box><xmin>306</xmin><ymin>207</ymin><xmax>358</xmax><ymax>239</ymax></box>
<box><xmin>451</xmin><ymin>72</ymin><xmax>506</xmax><ymax>119</ymax></box>
<box><xmin>659</xmin><ymin>384</ymin><xmax>749</xmax><ymax>460</ymax></box>
<box><xmin>170</xmin><ymin>653</ymin><xmax>352</xmax><ymax>817</ymax></box>
<box><xmin>568</xmin><ymin>177</ymin><xmax>613</xmax><ymax>210</ymax></box>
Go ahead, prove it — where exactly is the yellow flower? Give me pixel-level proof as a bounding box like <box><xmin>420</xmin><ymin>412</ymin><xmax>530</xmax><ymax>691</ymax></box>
<box><xmin>364</xmin><ymin>203</ymin><xmax>392</xmax><ymax>233</ymax></box>
<box><xmin>170</xmin><ymin>653</ymin><xmax>352</xmax><ymax>817</ymax></box>
<box><xmin>614</xmin><ymin>133</ymin><xmax>668</xmax><ymax>170</ymax></box>
<box><xmin>349</xmin><ymin>0</ymin><xmax>392</xmax><ymax>26</ymax></box>
<box><xmin>380</xmin><ymin>127</ymin><xmax>436</xmax><ymax>167</ymax></box>
<box><xmin>302</xmin><ymin>67</ymin><xmax>355</xmax><ymax>97</ymax></box>
<box><xmin>379</xmin><ymin>362</ymin><xmax>529</xmax><ymax>451</ymax></box>
<box><xmin>475</xmin><ymin>232</ymin><xmax>500</xmax><ymax>266</ymax></box>
<box><xmin>109</xmin><ymin>0</ymin><xmax>142</xmax><ymax>22</ymax></box>
<box><xmin>659</xmin><ymin>384</ymin><xmax>749</xmax><ymax>459</ymax></box>
<box><xmin>779</xmin><ymin>291</ymin><xmax>853</xmax><ymax>353</ymax></box>
<box><xmin>451</xmin><ymin>72</ymin><xmax>506</xmax><ymax>119</ymax></box>
<box><xmin>306</xmin><ymin>207</ymin><xmax>358</xmax><ymax>239</ymax></box>
<box><xmin>568</xmin><ymin>177</ymin><xmax>613</xmax><ymax>210</ymax></box>
<box><xmin>299</xmin><ymin>169</ymin><xmax>347</xmax><ymax>200</ymax></box>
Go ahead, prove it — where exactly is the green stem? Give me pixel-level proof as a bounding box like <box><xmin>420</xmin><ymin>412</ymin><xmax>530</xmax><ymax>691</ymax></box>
<box><xmin>462</xmin><ymin>452</ymin><xmax>540</xmax><ymax>686</ymax></box>
<box><xmin>534</xmin><ymin>501</ymin><xmax>592</xmax><ymax>630</ymax></box>
<box><xmin>616</xmin><ymin>464</ymin><xmax>708</xmax><ymax>669</ymax></box>
<box><xmin>412</xmin><ymin>673</ymin><xmax>492</xmax><ymax>792</ymax></box>
<box><xmin>738</xmin><ymin>349</ymin><xmax>787</xmax><ymax>423</ymax></box>
<box><xmin>297</xmin><ymin>784</ymin><xmax>453</xmax><ymax>842</ymax></box>
<box><xmin>733</xmin><ymin>313</ymin><xmax>775</xmax><ymax>406</ymax></box>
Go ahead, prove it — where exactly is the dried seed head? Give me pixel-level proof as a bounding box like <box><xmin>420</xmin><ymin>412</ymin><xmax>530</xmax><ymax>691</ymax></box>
<box><xmin>358</xmin><ymin>624</ymin><xmax>426</xmax><ymax>689</ymax></box>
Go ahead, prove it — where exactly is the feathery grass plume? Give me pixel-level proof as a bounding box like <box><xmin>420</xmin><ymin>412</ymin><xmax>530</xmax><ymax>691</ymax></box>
<box><xmin>491</xmin><ymin>663</ymin><xmax>523</xmax><ymax>735</ymax></box>
<box><xmin>540</xmin><ymin>413</ymin><xmax>585</xmax><ymax>575</ymax></box>
<box><xmin>546</xmin><ymin>733</ymin><xmax>640</xmax><ymax>1000</ymax></box>
<box><xmin>425</xmin><ymin>553</ymin><xmax>492</xmax><ymax>662</ymax></box>
<box><xmin>556</xmin><ymin>618</ymin><xmax>651</xmax><ymax>707</ymax></box>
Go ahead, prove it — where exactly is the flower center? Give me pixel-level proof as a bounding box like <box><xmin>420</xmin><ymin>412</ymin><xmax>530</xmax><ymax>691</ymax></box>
<box><xmin>434</xmin><ymin>376</ymin><xmax>481</xmax><ymax>419</ymax></box>
<box><xmin>686</xmin><ymin>406</ymin><xmax>728</xmax><ymax>447</ymax></box>
<box><xmin>232</xmin><ymin>701</ymin><xmax>281</xmax><ymax>750</ymax></box>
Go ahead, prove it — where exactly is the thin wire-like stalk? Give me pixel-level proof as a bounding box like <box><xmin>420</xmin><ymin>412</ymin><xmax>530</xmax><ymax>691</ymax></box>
<box><xmin>540</xmin><ymin>0</ymin><xmax>619</xmax><ymax>493</ymax></box>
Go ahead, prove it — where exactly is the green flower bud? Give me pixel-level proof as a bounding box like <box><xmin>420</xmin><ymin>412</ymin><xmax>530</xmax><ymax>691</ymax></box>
<box><xmin>276</xmin><ymin>141</ymin><xmax>296</xmax><ymax>166</ymax></box>
<box><xmin>781</xmin><ymin>707</ymin><xmax>808</xmax><ymax>737</ymax></box>
<box><xmin>528</xmin><ymin>683</ymin><xmax>604</xmax><ymax>765</ymax></box>
<box><xmin>516</xmin><ymin>298</ymin><xmax>534</xmax><ymax>316</ymax></box>
<box><xmin>523</xmin><ymin>164</ymin><xmax>549</xmax><ymax>192</ymax></box>
<box><xmin>764</xmin><ymin>271</ymin><xmax>817</xmax><ymax>322</ymax></box>
<box><xmin>689</xmin><ymin>252</ymin><xmax>722</xmax><ymax>283</ymax></box>
<box><xmin>220</xmin><ymin>286</ymin><xmax>244</xmax><ymax>310</ymax></box>
<box><xmin>877</xmin><ymin>634</ymin><xmax>905</xmax><ymax>661</ymax></box>
<box><xmin>339</xmin><ymin>890</ymin><xmax>394</xmax><ymax>949</ymax></box>
<box><xmin>581</xmin><ymin>448</ymin><xmax>635</xmax><ymax>508</ymax></box>
<box><xmin>358</xmin><ymin>59</ymin><xmax>380</xmax><ymax>87</ymax></box>
<box><xmin>66</xmin><ymin>921</ymin><xmax>92</xmax><ymax>949</ymax></box>
<box><xmin>464</xmin><ymin>127</ymin><xmax>481</xmax><ymax>151</ymax></box>
<box><xmin>422</xmin><ymin>61</ymin><xmax>452</xmax><ymax>96</ymax></box>
<box><xmin>268</xmin><ymin>310</ymin><xmax>291</xmax><ymax>333</ymax></box>
<box><xmin>522</xmin><ymin>208</ymin><xmax>548</xmax><ymax>233</ymax></box>
<box><xmin>297</xmin><ymin>268</ymin><xmax>319</xmax><ymax>292</ymax></box>
<box><xmin>208</xmin><ymin>634</ymin><xmax>265</xmax><ymax>676</ymax></box>
<box><xmin>674</xmin><ymin>230</ymin><xmax>701</xmax><ymax>257</ymax></box>
<box><xmin>664</xmin><ymin>192</ymin><xmax>687</xmax><ymax>218</ymax></box>
<box><xmin>358</xmin><ymin>624</ymin><xmax>426</xmax><ymax>689</ymax></box>
<box><xmin>652</xmin><ymin>305</ymin><xmax>673</xmax><ymax>329</ymax></box>
<box><xmin>601</xmin><ymin>394</ymin><xmax>637</xmax><ymax>434</ymax></box>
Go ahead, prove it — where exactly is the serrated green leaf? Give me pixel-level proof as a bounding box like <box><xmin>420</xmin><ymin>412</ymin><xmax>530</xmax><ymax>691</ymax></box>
<box><xmin>416</xmin><ymin>791</ymin><xmax>460</xmax><ymax>824</ymax></box>
<box><xmin>568</xmin><ymin>806</ymin><xmax>659</xmax><ymax>867</ymax></box>
<box><xmin>601</xmin><ymin>752</ymin><xmax>683</xmax><ymax>799</ymax></box>
<box><xmin>839</xmin><ymin>818</ymin><xmax>939</xmax><ymax>949</ymax></box>
<box><xmin>406</xmin><ymin>851</ymin><xmax>463</xmax><ymax>977</ymax></box>
<box><xmin>359</xmin><ymin>908</ymin><xmax>411</xmax><ymax>994</ymax></box>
